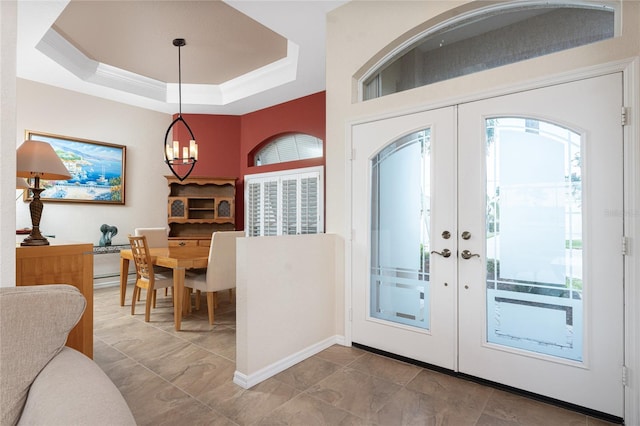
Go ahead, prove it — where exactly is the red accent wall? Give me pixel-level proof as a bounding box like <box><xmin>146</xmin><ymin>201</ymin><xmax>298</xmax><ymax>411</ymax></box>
<box><xmin>178</xmin><ymin>91</ymin><xmax>325</xmax><ymax>230</ymax></box>
<box><xmin>240</xmin><ymin>91</ymin><xmax>326</xmax><ymax>173</ymax></box>
<box><xmin>174</xmin><ymin>114</ymin><xmax>241</xmax><ymax>178</ymax></box>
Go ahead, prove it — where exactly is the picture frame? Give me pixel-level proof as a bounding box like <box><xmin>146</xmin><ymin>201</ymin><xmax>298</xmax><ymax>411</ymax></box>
<box><xmin>23</xmin><ymin>130</ymin><xmax>126</xmax><ymax>204</ymax></box>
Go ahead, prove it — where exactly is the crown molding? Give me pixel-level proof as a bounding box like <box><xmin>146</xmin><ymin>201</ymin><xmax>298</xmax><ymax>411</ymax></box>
<box><xmin>35</xmin><ymin>27</ymin><xmax>299</xmax><ymax>108</ymax></box>
<box><xmin>37</xmin><ymin>28</ymin><xmax>167</xmax><ymax>102</ymax></box>
<box><xmin>219</xmin><ymin>41</ymin><xmax>299</xmax><ymax>105</ymax></box>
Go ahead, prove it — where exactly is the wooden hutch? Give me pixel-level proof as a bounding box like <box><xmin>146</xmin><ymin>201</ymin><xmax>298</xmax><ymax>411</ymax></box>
<box><xmin>166</xmin><ymin>176</ymin><xmax>236</xmax><ymax>246</ymax></box>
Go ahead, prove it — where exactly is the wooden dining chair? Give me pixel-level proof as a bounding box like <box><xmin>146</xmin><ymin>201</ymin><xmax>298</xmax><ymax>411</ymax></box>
<box><xmin>128</xmin><ymin>235</ymin><xmax>174</xmax><ymax>322</ymax></box>
<box><xmin>184</xmin><ymin>231</ymin><xmax>244</xmax><ymax>325</ymax></box>
<box><xmin>134</xmin><ymin>227</ymin><xmax>173</xmax><ymax>297</ymax></box>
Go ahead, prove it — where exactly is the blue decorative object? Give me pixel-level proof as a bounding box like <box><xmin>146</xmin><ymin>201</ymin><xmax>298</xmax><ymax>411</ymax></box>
<box><xmin>99</xmin><ymin>224</ymin><xmax>118</xmax><ymax>246</ymax></box>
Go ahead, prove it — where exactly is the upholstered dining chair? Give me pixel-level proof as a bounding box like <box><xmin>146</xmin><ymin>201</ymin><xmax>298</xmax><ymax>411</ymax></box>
<box><xmin>134</xmin><ymin>227</ymin><xmax>169</xmax><ymax>248</ymax></box>
<box><xmin>184</xmin><ymin>231</ymin><xmax>244</xmax><ymax>325</ymax></box>
<box><xmin>128</xmin><ymin>235</ymin><xmax>174</xmax><ymax>322</ymax></box>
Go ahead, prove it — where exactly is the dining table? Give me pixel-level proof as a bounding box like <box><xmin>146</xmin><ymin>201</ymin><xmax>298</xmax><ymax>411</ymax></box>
<box><xmin>119</xmin><ymin>245</ymin><xmax>209</xmax><ymax>331</ymax></box>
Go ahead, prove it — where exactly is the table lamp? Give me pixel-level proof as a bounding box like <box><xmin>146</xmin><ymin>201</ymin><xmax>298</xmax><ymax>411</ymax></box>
<box><xmin>16</xmin><ymin>177</ymin><xmax>29</xmax><ymax>189</ymax></box>
<box><xmin>16</xmin><ymin>140</ymin><xmax>71</xmax><ymax>246</ymax></box>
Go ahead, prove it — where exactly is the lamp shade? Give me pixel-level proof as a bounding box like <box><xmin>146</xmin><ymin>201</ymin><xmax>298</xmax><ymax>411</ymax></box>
<box><xmin>16</xmin><ymin>178</ymin><xmax>29</xmax><ymax>189</ymax></box>
<box><xmin>16</xmin><ymin>140</ymin><xmax>71</xmax><ymax>180</ymax></box>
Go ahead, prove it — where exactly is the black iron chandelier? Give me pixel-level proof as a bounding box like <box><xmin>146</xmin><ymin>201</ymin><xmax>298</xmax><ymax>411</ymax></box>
<box><xmin>164</xmin><ymin>38</ymin><xmax>198</xmax><ymax>181</ymax></box>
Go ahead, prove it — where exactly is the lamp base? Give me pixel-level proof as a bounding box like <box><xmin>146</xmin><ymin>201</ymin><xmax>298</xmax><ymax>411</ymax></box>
<box><xmin>21</xmin><ymin>228</ymin><xmax>50</xmax><ymax>246</ymax></box>
<box><xmin>21</xmin><ymin>237</ymin><xmax>50</xmax><ymax>246</ymax></box>
<box><xmin>22</xmin><ymin>185</ymin><xmax>49</xmax><ymax>246</ymax></box>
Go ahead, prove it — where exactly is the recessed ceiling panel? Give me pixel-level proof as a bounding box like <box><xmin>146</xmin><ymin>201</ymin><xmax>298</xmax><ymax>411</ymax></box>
<box><xmin>53</xmin><ymin>0</ymin><xmax>288</xmax><ymax>84</ymax></box>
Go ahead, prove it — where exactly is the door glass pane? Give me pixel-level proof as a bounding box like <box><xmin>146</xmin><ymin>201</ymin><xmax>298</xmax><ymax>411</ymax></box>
<box><xmin>371</xmin><ymin>129</ymin><xmax>431</xmax><ymax>329</ymax></box>
<box><xmin>486</xmin><ymin>117</ymin><xmax>583</xmax><ymax>361</ymax></box>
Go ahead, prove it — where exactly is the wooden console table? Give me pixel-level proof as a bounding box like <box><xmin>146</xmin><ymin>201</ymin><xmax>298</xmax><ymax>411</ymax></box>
<box><xmin>16</xmin><ymin>240</ymin><xmax>94</xmax><ymax>358</ymax></box>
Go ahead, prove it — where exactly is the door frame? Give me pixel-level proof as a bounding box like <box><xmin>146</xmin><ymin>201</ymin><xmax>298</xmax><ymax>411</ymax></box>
<box><xmin>343</xmin><ymin>57</ymin><xmax>640</xmax><ymax>424</ymax></box>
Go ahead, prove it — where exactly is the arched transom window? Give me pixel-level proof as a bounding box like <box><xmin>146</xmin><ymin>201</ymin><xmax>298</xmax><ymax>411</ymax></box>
<box><xmin>361</xmin><ymin>1</ymin><xmax>617</xmax><ymax>101</ymax></box>
<box><xmin>254</xmin><ymin>133</ymin><xmax>323</xmax><ymax>166</ymax></box>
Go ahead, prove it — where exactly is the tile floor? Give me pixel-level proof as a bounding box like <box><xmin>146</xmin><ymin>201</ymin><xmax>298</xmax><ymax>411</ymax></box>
<box><xmin>94</xmin><ymin>285</ymin><xmax>619</xmax><ymax>426</ymax></box>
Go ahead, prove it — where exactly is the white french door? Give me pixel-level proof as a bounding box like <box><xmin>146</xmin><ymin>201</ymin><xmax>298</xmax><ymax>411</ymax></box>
<box><xmin>352</xmin><ymin>106</ymin><xmax>458</xmax><ymax>369</ymax></box>
<box><xmin>350</xmin><ymin>73</ymin><xmax>624</xmax><ymax>416</ymax></box>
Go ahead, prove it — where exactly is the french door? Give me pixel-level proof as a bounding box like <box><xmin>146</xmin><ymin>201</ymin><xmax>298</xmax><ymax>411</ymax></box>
<box><xmin>350</xmin><ymin>73</ymin><xmax>624</xmax><ymax>416</ymax></box>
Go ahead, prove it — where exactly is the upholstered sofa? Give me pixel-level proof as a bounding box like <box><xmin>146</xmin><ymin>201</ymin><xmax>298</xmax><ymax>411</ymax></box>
<box><xmin>0</xmin><ymin>285</ymin><xmax>135</xmax><ymax>425</ymax></box>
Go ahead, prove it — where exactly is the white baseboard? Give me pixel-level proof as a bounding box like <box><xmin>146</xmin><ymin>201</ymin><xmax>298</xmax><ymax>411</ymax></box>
<box><xmin>93</xmin><ymin>274</ymin><xmax>136</xmax><ymax>289</ymax></box>
<box><xmin>233</xmin><ymin>335</ymin><xmax>346</xmax><ymax>389</ymax></box>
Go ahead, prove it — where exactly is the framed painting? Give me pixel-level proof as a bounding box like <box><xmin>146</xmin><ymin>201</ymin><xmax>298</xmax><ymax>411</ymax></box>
<box><xmin>24</xmin><ymin>131</ymin><xmax>126</xmax><ymax>204</ymax></box>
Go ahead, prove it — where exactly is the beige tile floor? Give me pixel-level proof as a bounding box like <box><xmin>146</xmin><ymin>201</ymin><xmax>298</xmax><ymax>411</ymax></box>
<box><xmin>94</xmin><ymin>285</ymin><xmax>619</xmax><ymax>426</ymax></box>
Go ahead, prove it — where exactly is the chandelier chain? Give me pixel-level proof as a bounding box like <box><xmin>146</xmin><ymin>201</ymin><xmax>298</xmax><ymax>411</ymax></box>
<box><xmin>178</xmin><ymin>42</ymin><xmax>182</xmax><ymax>116</ymax></box>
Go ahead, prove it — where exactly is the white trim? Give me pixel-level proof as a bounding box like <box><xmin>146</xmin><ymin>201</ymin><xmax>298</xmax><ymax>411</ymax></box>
<box><xmin>353</xmin><ymin>58</ymin><xmax>636</xmax><ymax>130</ymax></box>
<box><xmin>232</xmin><ymin>335</ymin><xmax>344</xmax><ymax>389</ymax></box>
<box><xmin>36</xmin><ymin>27</ymin><xmax>299</xmax><ymax>107</ymax></box>
<box><xmin>93</xmin><ymin>275</ymin><xmax>135</xmax><ymax>289</ymax></box>
<box><xmin>90</xmin><ymin>62</ymin><xmax>167</xmax><ymax>102</ymax></box>
<box><xmin>36</xmin><ymin>28</ymin><xmax>167</xmax><ymax>101</ymax></box>
<box><xmin>244</xmin><ymin>165</ymin><xmax>324</xmax><ymax>182</ymax></box>
<box><xmin>36</xmin><ymin>27</ymin><xmax>96</xmax><ymax>80</ymax></box>
<box><xmin>345</xmin><ymin>58</ymin><xmax>639</xmax><ymax>423</ymax></box>
<box><xmin>623</xmin><ymin>57</ymin><xmax>640</xmax><ymax>426</ymax></box>
<box><xmin>220</xmin><ymin>40</ymin><xmax>299</xmax><ymax>105</ymax></box>
<box><xmin>343</xmin><ymin>123</ymin><xmax>354</xmax><ymax>346</ymax></box>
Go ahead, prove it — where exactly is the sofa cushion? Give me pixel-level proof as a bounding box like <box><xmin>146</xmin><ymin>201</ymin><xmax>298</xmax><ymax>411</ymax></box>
<box><xmin>0</xmin><ymin>285</ymin><xmax>85</xmax><ymax>426</ymax></box>
<box><xmin>18</xmin><ymin>347</ymin><xmax>136</xmax><ymax>425</ymax></box>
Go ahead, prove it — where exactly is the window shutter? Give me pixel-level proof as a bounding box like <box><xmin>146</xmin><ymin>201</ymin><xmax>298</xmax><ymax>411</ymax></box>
<box><xmin>244</xmin><ymin>166</ymin><xmax>323</xmax><ymax>237</ymax></box>
<box><xmin>247</xmin><ymin>182</ymin><xmax>261</xmax><ymax>237</ymax></box>
<box><xmin>254</xmin><ymin>134</ymin><xmax>323</xmax><ymax>166</ymax></box>
<box><xmin>300</xmin><ymin>176</ymin><xmax>318</xmax><ymax>234</ymax></box>
<box><xmin>263</xmin><ymin>180</ymin><xmax>279</xmax><ymax>236</ymax></box>
<box><xmin>282</xmin><ymin>178</ymin><xmax>298</xmax><ymax>235</ymax></box>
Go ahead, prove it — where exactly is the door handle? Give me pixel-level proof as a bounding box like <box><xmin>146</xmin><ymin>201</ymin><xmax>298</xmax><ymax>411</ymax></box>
<box><xmin>461</xmin><ymin>249</ymin><xmax>480</xmax><ymax>259</ymax></box>
<box><xmin>431</xmin><ymin>249</ymin><xmax>452</xmax><ymax>258</ymax></box>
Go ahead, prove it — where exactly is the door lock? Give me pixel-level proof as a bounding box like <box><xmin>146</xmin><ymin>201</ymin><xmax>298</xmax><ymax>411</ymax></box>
<box><xmin>431</xmin><ymin>248</ymin><xmax>452</xmax><ymax>258</ymax></box>
<box><xmin>460</xmin><ymin>249</ymin><xmax>480</xmax><ymax>259</ymax></box>
<box><xmin>461</xmin><ymin>231</ymin><xmax>472</xmax><ymax>240</ymax></box>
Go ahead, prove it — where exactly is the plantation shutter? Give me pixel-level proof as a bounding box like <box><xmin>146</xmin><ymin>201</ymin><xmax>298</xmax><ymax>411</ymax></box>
<box><xmin>263</xmin><ymin>180</ymin><xmax>279</xmax><ymax>236</ymax></box>
<box><xmin>282</xmin><ymin>178</ymin><xmax>298</xmax><ymax>235</ymax></box>
<box><xmin>300</xmin><ymin>175</ymin><xmax>318</xmax><ymax>234</ymax></box>
<box><xmin>244</xmin><ymin>167</ymin><xmax>323</xmax><ymax>237</ymax></box>
<box><xmin>247</xmin><ymin>182</ymin><xmax>261</xmax><ymax>237</ymax></box>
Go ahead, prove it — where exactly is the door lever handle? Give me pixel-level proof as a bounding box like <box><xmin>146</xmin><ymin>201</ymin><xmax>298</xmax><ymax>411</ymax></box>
<box><xmin>431</xmin><ymin>249</ymin><xmax>452</xmax><ymax>258</ymax></box>
<box><xmin>461</xmin><ymin>250</ymin><xmax>480</xmax><ymax>259</ymax></box>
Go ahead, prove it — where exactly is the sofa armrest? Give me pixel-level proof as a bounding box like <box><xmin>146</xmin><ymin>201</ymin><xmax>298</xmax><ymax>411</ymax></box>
<box><xmin>0</xmin><ymin>285</ymin><xmax>86</xmax><ymax>425</ymax></box>
<box><xmin>18</xmin><ymin>347</ymin><xmax>135</xmax><ymax>426</ymax></box>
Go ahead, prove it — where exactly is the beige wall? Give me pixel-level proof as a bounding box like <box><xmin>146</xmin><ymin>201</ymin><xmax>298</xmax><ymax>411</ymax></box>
<box><xmin>0</xmin><ymin>1</ymin><xmax>18</xmax><ymax>287</ymax></box>
<box><xmin>16</xmin><ymin>79</ymin><xmax>170</xmax><ymax>249</ymax></box>
<box><xmin>235</xmin><ymin>233</ymin><xmax>343</xmax><ymax>386</ymax></box>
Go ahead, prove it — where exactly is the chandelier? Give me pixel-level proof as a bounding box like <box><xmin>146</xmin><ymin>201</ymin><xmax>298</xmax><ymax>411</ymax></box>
<box><xmin>164</xmin><ymin>38</ymin><xmax>198</xmax><ymax>181</ymax></box>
